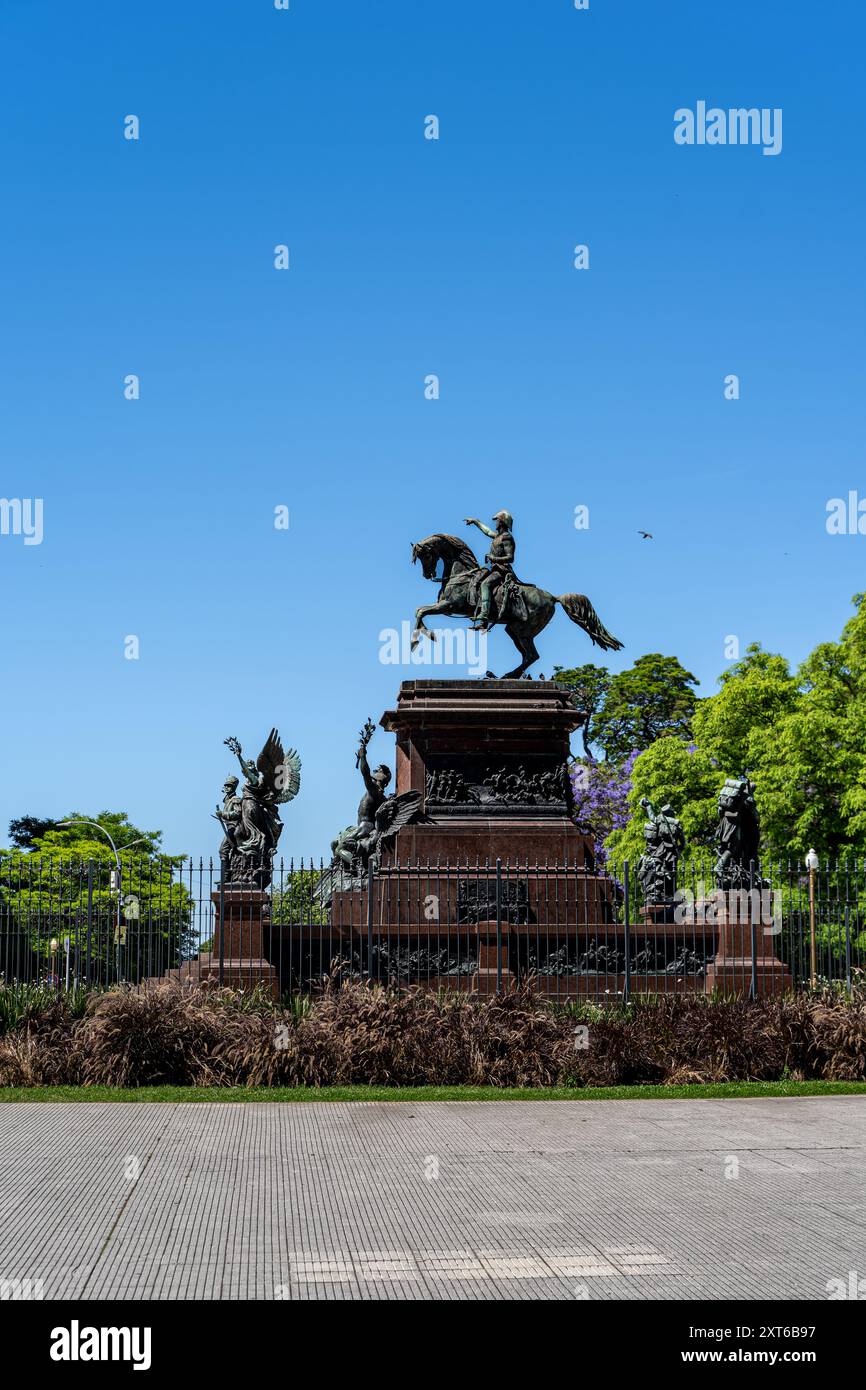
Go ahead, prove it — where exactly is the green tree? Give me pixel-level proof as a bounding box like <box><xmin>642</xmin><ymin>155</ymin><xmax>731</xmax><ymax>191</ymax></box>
<box><xmin>733</xmin><ymin>602</ymin><xmax>866</xmax><ymax>861</ymax></box>
<box><xmin>7</xmin><ymin>816</ymin><xmax>55</xmax><ymax>849</ymax></box>
<box><xmin>604</xmin><ymin>596</ymin><xmax>866</xmax><ymax>869</ymax></box>
<box><xmin>605</xmin><ymin>737</ymin><xmax>723</xmax><ymax>870</ymax></box>
<box><xmin>553</xmin><ymin>663</ymin><xmax>611</xmax><ymax>757</ymax></box>
<box><xmin>592</xmin><ymin>654</ymin><xmax>699</xmax><ymax>762</ymax></box>
<box><xmin>693</xmin><ymin>645</ymin><xmax>798</xmax><ymax>777</ymax></box>
<box><xmin>271</xmin><ymin>868</ymin><xmax>327</xmax><ymax>926</ymax></box>
<box><xmin>0</xmin><ymin>812</ymin><xmax>194</xmax><ymax>980</ymax></box>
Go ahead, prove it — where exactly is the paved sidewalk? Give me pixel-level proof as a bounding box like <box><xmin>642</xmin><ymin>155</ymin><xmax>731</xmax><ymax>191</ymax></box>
<box><xmin>0</xmin><ymin>1097</ymin><xmax>863</xmax><ymax>1300</ymax></box>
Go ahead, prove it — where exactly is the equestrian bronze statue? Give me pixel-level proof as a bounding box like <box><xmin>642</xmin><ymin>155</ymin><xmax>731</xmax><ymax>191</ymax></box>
<box><xmin>410</xmin><ymin>510</ymin><xmax>623</xmax><ymax>678</ymax></box>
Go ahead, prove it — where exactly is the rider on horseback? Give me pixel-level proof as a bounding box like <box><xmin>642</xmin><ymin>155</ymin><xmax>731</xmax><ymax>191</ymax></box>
<box><xmin>410</xmin><ymin>517</ymin><xmax>622</xmax><ymax>677</ymax></box>
<box><xmin>464</xmin><ymin>510</ymin><xmax>515</xmax><ymax>632</ymax></box>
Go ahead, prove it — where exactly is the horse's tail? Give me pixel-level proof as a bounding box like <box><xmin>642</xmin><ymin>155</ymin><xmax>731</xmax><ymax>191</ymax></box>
<box><xmin>558</xmin><ymin>593</ymin><xmax>623</xmax><ymax>652</ymax></box>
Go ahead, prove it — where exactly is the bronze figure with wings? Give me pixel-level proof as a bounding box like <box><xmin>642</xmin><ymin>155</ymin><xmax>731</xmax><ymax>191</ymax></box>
<box><xmin>216</xmin><ymin>729</ymin><xmax>302</xmax><ymax>888</ymax></box>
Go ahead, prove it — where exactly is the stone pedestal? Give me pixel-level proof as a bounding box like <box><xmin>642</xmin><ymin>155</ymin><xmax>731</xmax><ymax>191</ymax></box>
<box><xmin>639</xmin><ymin>903</ymin><xmax>680</xmax><ymax>928</ymax></box>
<box><xmin>380</xmin><ymin>679</ymin><xmax>595</xmax><ymax>866</ymax></box>
<box><xmin>322</xmin><ymin>680</ymin><xmax>617</xmax><ymax>993</ymax></box>
<box><xmin>473</xmin><ymin>925</ymin><xmax>519</xmax><ymax>994</ymax></box>
<box><xmin>703</xmin><ymin>904</ymin><xmax>792</xmax><ymax>996</ymax></box>
<box><xmin>204</xmin><ymin>888</ymin><xmax>279</xmax><ymax>997</ymax></box>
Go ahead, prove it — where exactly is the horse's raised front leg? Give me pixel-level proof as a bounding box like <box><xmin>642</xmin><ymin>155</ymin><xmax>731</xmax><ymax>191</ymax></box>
<box><xmin>411</xmin><ymin>600</ymin><xmax>455</xmax><ymax>648</ymax></box>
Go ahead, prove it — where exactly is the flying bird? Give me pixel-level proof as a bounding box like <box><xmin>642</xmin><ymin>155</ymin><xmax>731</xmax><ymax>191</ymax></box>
<box><xmin>638</xmin><ymin>530</ymin><xmax>653</xmax><ymax>540</ymax></box>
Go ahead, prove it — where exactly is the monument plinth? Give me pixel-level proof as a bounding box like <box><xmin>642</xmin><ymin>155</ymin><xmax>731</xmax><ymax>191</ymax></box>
<box><xmin>325</xmin><ymin>680</ymin><xmax>617</xmax><ymax>993</ymax></box>
<box><xmin>704</xmin><ymin>904</ymin><xmax>793</xmax><ymax>996</ymax></box>
<box><xmin>380</xmin><ymin>679</ymin><xmax>595</xmax><ymax>866</ymax></box>
<box><xmin>205</xmin><ymin>888</ymin><xmax>279</xmax><ymax>996</ymax></box>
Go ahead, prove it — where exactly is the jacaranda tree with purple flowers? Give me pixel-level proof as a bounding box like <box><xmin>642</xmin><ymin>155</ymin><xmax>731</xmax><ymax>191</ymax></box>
<box><xmin>569</xmin><ymin>750</ymin><xmax>640</xmax><ymax>867</ymax></box>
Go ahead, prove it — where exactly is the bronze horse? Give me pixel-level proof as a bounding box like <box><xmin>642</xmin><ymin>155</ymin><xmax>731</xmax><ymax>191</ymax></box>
<box><xmin>410</xmin><ymin>533</ymin><xmax>622</xmax><ymax>678</ymax></box>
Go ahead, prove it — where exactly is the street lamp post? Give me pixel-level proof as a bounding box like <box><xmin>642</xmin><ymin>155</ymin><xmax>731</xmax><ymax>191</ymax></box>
<box><xmin>57</xmin><ymin>822</ymin><xmax>150</xmax><ymax>984</ymax></box>
<box><xmin>805</xmin><ymin>848</ymin><xmax>820</xmax><ymax>989</ymax></box>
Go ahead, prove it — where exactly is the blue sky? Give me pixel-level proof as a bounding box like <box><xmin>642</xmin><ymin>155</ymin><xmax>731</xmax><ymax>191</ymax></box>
<box><xmin>1</xmin><ymin>0</ymin><xmax>864</xmax><ymax>859</ymax></box>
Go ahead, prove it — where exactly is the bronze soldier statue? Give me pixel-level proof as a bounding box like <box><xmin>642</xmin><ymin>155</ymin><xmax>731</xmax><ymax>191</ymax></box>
<box><xmin>713</xmin><ymin>777</ymin><xmax>767</xmax><ymax>889</ymax></box>
<box><xmin>637</xmin><ymin>797</ymin><xmax>686</xmax><ymax>907</ymax></box>
<box><xmin>215</xmin><ymin>775</ymin><xmax>243</xmax><ymax>881</ymax></box>
<box><xmin>464</xmin><ymin>510</ymin><xmax>516</xmax><ymax>632</ymax></box>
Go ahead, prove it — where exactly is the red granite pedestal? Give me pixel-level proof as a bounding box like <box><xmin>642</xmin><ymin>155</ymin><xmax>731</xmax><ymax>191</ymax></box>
<box><xmin>703</xmin><ymin>904</ymin><xmax>792</xmax><ymax>996</ymax></box>
<box><xmin>203</xmin><ymin>888</ymin><xmax>279</xmax><ymax>997</ymax></box>
<box><xmin>327</xmin><ymin>680</ymin><xmax>617</xmax><ymax>995</ymax></box>
<box><xmin>380</xmin><ymin>679</ymin><xmax>595</xmax><ymax>866</ymax></box>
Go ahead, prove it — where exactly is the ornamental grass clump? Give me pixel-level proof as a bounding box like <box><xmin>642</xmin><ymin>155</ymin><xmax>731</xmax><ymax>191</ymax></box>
<box><xmin>72</xmin><ymin>983</ymin><xmax>265</xmax><ymax>1087</ymax></box>
<box><xmin>0</xmin><ymin>977</ymin><xmax>863</xmax><ymax>1089</ymax></box>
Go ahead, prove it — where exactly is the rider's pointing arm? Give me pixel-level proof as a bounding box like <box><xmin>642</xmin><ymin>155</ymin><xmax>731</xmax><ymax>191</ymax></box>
<box><xmin>464</xmin><ymin>517</ymin><xmax>497</xmax><ymax>539</ymax></box>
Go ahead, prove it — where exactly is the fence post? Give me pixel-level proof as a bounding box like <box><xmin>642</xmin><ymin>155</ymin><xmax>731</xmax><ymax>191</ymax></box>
<box><xmin>218</xmin><ymin>865</ymin><xmax>225</xmax><ymax>987</ymax></box>
<box><xmin>749</xmin><ymin>862</ymin><xmax>758</xmax><ymax>1000</ymax></box>
<box><xmin>495</xmin><ymin>858</ymin><xmax>503</xmax><ymax>993</ymax></box>
<box><xmin>808</xmin><ymin>858</ymin><xmax>818</xmax><ymax>989</ymax></box>
<box><xmin>366</xmin><ymin>861</ymin><xmax>374</xmax><ymax>983</ymax></box>
<box><xmin>623</xmin><ymin>861</ymin><xmax>631</xmax><ymax>1004</ymax></box>
<box><xmin>844</xmin><ymin>906</ymin><xmax>852</xmax><ymax>995</ymax></box>
<box><xmin>86</xmin><ymin>859</ymin><xmax>93</xmax><ymax>986</ymax></box>
<box><xmin>115</xmin><ymin>863</ymin><xmax>123</xmax><ymax>985</ymax></box>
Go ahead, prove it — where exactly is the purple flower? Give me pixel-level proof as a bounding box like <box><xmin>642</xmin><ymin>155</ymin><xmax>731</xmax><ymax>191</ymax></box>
<box><xmin>569</xmin><ymin>749</ymin><xmax>640</xmax><ymax>855</ymax></box>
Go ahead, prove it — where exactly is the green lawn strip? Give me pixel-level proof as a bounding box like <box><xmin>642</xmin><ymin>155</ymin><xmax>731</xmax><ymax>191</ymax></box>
<box><xmin>0</xmin><ymin>1080</ymin><xmax>864</xmax><ymax>1103</ymax></box>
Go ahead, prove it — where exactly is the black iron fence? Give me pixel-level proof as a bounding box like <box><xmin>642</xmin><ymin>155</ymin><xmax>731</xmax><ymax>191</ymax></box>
<box><xmin>0</xmin><ymin>855</ymin><xmax>863</xmax><ymax>1001</ymax></box>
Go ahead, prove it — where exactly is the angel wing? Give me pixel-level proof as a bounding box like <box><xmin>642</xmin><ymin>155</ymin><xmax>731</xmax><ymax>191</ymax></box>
<box><xmin>374</xmin><ymin>790</ymin><xmax>422</xmax><ymax>845</ymax></box>
<box><xmin>256</xmin><ymin>728</ymin><xmax>302</xmax><ymax>803</ymax></box>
